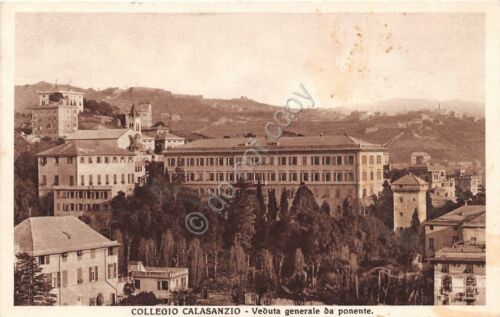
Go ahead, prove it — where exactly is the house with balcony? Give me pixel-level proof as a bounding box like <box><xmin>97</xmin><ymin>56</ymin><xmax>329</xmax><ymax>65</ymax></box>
<box><xmin>128</xmin><ymin>261</ymin><xmax>188</xmax><ymax>303</ymax></box>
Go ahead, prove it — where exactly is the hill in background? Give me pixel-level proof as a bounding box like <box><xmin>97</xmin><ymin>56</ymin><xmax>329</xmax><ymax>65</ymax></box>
<box><xmin>15</xmin><ymin>82</ymin><xmax>484</xmax><ymax>165</ymax></box>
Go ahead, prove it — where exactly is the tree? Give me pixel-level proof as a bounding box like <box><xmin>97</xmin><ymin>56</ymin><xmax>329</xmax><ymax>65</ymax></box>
<box><xmin>279</xmin><ymin>188</ymin><xmax>289</xmax><ymax>220</ymax></box>
<box><xmin>267</xmin><ymin>189</ymin><xmax>278</xmax><ymax>222</ymax></box>
<box><xmin>320</xmin><ymin>201</ymin><xmax>331</xmax><ymax>215</ymax></box>
<box><xmin>14</xmin><ymin>253</ymin><xmax>56</xmax><ymax>306</ymax></box>
<box><xmin>188</xmin><ymin>238</ymin><xmax>205</xmax><ymax>289</ymax></box>
<box><xmin>411</xmin><ymin>210</ymin><xmax>420</xmax><ymax>232</ymax></box>
<box><xmin>290</xmin><ymin>185</ymin><xmax>319</xmax><ymax>214</ymax></box>
<box><xmin>229</xmin><ymin>242</ymin><xmax>249</xmax><ymax>287</ymax></box>
<box><xmin>119</xmin><ymin>292</ymin><xmax>160</xmax><ymax>305</ymax></box>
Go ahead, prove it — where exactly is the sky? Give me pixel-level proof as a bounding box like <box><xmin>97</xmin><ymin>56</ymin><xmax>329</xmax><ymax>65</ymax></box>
<box><xmin>15</xmin><ymin>13</ymin><xmax>484</xmax><ymax>108</ymax></box>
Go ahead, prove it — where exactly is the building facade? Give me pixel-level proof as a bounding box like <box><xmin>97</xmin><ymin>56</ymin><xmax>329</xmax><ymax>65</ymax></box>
<box><xmin>409</xmin><ymin>161</ymin><xmax>456</xmax><ymax>206</ymax></box>
<box><xmin>410</xmin><ymin>152</ymin><xmax>431</xmax><ymax>165</ymax></box>
<box><xmin>424</xmin><ymin>205</ymin><xmax>485</xmax><ymax>257</ymax></box>
<box><xmin>31</xmin><ymin>91</ymin><xmax>84</xmax><ymax>139</ymax></box>
<box><xmin>14</xmin><ymin>216</ymin><xmax>120</xmax><ymax>306</ymax></box>
<box><xmin>163</xmin><ymin>135</ymin><xmax>388</xmax><ymax>213</ymax></box>
<box><xmin>128</xmin><ymin>261</ymin><xmax>188</xmax><ymax>302</ymax></box>
<box><xmin>36</xmin><ymin>140</ymin><xmax>139</xmax><ymax>217</ymax></box>
<box><xmin>430</xmin><ymin>243</ymin><xmax>485</xmax><ymax>305</ymax></box>
<box><xmin>126</xmin><ymin>103</ymin><xmax>152</xmax><ymax>130</ymax></box>
<box><xmin>455</xmin><ymin>173</ymin><xmax>483</xmax><ymax>196</ymax></box>
<box><xmin>391</xmin><ymin>174</ymin><xmax>428</xmax><ymax>230</ymax></box>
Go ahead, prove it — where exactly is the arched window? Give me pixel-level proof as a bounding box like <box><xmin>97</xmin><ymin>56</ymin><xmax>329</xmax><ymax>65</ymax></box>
<box><xmin>442</xmin><ymin>275</ymin><xmax>452</xmax><ymax>293</ymax></box>
<box><xmin>465</xmin><ymin>275</ymin><xmax>476</xmax><ymax>298</ymax></box>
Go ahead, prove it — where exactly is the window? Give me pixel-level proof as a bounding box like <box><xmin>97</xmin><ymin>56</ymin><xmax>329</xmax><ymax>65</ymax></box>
<box><xmin>97</xmin><ymin>175</ymin><xmax>101</xmax><ymax>185</ymax></box>
<box><xmin>77</xmin><ymin>250</ymin><xmax>83</xmax><ymax>259</ymax></box>
<box><xmin>311</xmin><ymin>156</ymin><xmax>320</xmax><ymax>165</ymax></box>
<box><xmin>370</xmin><ymin>171</ymin><xmax>374</xmax><ymax>181</ymax></box>
<box><xmin>362</xmin><ymin>155</ymin><xmax>367</xmax><ymax>164</ymax></box>
<box><xmin>89</xmin><ymin>175</ymin><xmax>93</xmax><ymax>185</ymax></box>
<box><xmin>134</xmin><ymin>279</ymin><xmax>141</xmax><ymax>289</ymax></box>
<box><xmin>441</xmin><ymin>264</ymin><xmax>449</xmax><ymax>273</ymax></box>
<box><xmin>362</xmin><ymin>171</ymin><xmax>367</xmax><ymax>181</ymax></box>
<box><xmin>465</xmin><ymin>276</ymin><xmax>476</xmax><ymax>298</ymax></box>
<box><xmin>91</xmin><ymin>249</ymin><xmax>96</xmax><ymax>259</ymax></box>
<box><xmin>105</xmin><ymin>175</ymin><xmax>109</xmax><ymax>185</ymax></box>
<box><xmin>108</xmin><ymin>263</ymin><xmax>117</xmax><ymax>279</ymax></box>
<box><xmin>346</xmin><ymin>155</ymin><xmax>354</xmax><ymax>165</ymax></box>
<box><xmin>52</xmin><ymin>272</ymin><xmax>61</xmax><ymax>288</ymax></box>
<box><xmin>280</xmin><ymin>157</ymin><xmax>287</xmax><ymax>166</ymax></box>
<box><xmin>120</xmin><ymin>157</ymin><xmax>125</xmax><ymax>163</ymax></box>
<box><xmin>376</xmin><ymin>170</ymin><xmax>382</xmax><ymax>180</ymax></box>
<box><xmin>280</xmin><ymin>172</ymin><xmax>287</xmax><ymax>181</ymax></box>
<box><xmin>77</xmin><ymin>268</ymin><xmax>83</xmax><ymax>284</ymax></box>
<box><xmin>41</xmin><ymin>175</ymin><xmax>47</xmax><ymax>186</ymax></box>
<box><xmin>289</xmin><ymin>156</ymin><xmax>298</xmax><ymax>165</ymax></box>
<box><xmin>67</xmin><ymin>157</ymin><xmax>73</xmax><ymax>164</ymax></box>
<box><xmin>54</xmin><ymin>175</ymin><xmax>59</xmax><ymax>186</ymax></box>
<box><xmin>89</xmin><ymin>266</ymin><xmax>98</xmax><ymax>282</ymax></box>
<box><xmin>157</xmin><ymin>280</ymin><xmax>169</xmax><ymax>290</ymax></box>
<box><xmin>336</xmin><ymin>156</ymin><xmax>342</xmax><ymax>165</ymax></box>
<box><xmin>97</xmin><ymin>157</ymin><xmax>102</xmax><ymax>164</ymax></box>
<box><xmin>113</xmin><ymin>157</ymin><xmax>117</xmax><ymax>163</ymax></box>
<box><xmin>442</xmin><ymin>275</ymin><xmax>452</xmax><ymax>293</ymax></box>
<box><xmin>38</xmin><ymin>255</ymin><xmax>50</xmax><ymax>265</ymax></box>
<box><xmin>369</xmin><ymin>155</ymin><xmax>374</xmax><ymax>164</ymax></box>
<box><xmin>62</xmin><ymin>270</ymin><xmax>68</xmax><ymax>288</ymax></box>
<box><xmin>464</xmin><ymin>264</ymin><xmax>474</xmax><ymax>274</ymax></box>
<box><xmin>105</xmin><ymin>156</ymin><xmax>110</xmax><ymax>163</ymax></box>
<box><xmin>88</xmin><ymin>157</ymin><xmax>93</xmax><ymax>164</ymax></box>
<box><xmin>55</xmin><ymin>157</ymin><xmax>59</xmax><ymax>165</ymax></box>
<box><xmin>376</xmin><ymin>155</ymin><xmax>381</xmax><ymax>164</ymax></box>
<box><xmin>108</xmin><ymin>247</ymin><xmax>116</xmax><ymax>256</ymax></box>
<box><xmin>429</xmin><ymin>238</ymin><xmax>435</xmax><ymax>250</ymax></box>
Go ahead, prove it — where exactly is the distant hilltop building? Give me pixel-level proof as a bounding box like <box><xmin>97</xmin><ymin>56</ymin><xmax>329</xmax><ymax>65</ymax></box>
<box><xmin>391</xmin><ymin>173</ymin><xmax>428</xmax><ymax>230</ymax></box>
<box><xmin>126</xmin><ymin>103</ymin><xmax>152</xmax><ymax>130</ymax></box>
<box><xmin>31</xmin><ymin>90</ymin><xmax>84</xmax><ymax>139</ymax></box>
<box><xmin>411</xmin><ymin>152</ymin><xmax>431</xmax><ymax>165</ymax></box>
<box><xmin>14</xmin><ymin>216</ymin><xmax>120</xmax><ymax>306</ymax></box>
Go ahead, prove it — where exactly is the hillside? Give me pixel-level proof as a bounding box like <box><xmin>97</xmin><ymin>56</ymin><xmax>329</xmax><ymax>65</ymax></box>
<box><xmin>15</xmin><ymin>82</ymin><xmax>484</xmax><ymax>164</ymax></box>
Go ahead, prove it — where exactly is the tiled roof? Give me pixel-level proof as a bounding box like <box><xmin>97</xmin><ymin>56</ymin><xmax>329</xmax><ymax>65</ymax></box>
<box><xmin>36</xmin><ymin>140</ymin><xmax>135</xmax><ymax>157</ymax></box>
<box><xmin>166</xmin><ymin>135</ymin><xmax>384</xmax><ymax>153</ymax></box>
<box><xmin>431</xmin><ymin>244</ymin><xmax>485</xmax><ymax>262</ymax></box>
<box><xmin>425</xmin><ymin>205</ymin><xmax>485</xmax><ymax>226</ymax></box>
<box><xmin>392</xmin><ymin>173</ymin><xmax>428</xmax><ymax>186</ymax></box>
<box><xmin>14</xmin><ymin>216</ymin><xmax>119</xmax><ymax>256</ymax></box>
<box><xmin>462</xmin><ymin>212</ymin><xmax>486</xmax><ymax>228</ymax></box>
<box><xmin>66</xmin><ymin>129</ymin><xmax>131</xmax><ymax>140</ymax></box>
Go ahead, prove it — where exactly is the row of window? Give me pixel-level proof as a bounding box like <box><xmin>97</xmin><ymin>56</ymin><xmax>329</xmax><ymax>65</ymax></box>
<box><xmin>440</xmin><ymin>263</ymin><xmax>484</xmax><ymax>274</ymax></box>
<box><xmin>133</xmin><ymin>276</ymin><xmax>187</xmax><ymax>290</ymax></box>
<box><xmin>38</xmin><ymin>248</ymin><xmax>117</xmax><ymax>266</ymax></box>
<box><xmin>57</xmin><ymin>190</ymin><xmax>109</xmax><ymax>200</ymax></box>
<box><xmin>39</xmin><ymin>156</ymin><xmax>134</xmax><ymax>165</ymax></box>
<box><xmin>176</xmin><ymin>170</ymin><xmax>357</xmax><ymax>183</ymax></box>
<box><xmin>40</xmin><ymin>174</ymin><xmax>135</xmax><ymax>186</ymax></box>
<box><xmin>45</xmin><ymin>263</ymin><xmax>117</xmax><ymax>289</ymax></box>
<box><xmin>166</xmin><ymin>154</ymin><xmax>365</xmax><ymax>168</ymax></box>
<box><xmin>57</xmin><ymin>202</ymin><xmax>105</xmax><ymax>213</ymax></box>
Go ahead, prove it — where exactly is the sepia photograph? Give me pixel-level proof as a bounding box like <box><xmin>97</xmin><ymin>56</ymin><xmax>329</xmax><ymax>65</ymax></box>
<box><xmin>1</xmin><ymin>2</ymin><xmax>499</xmax><ymax>317</ymax></box>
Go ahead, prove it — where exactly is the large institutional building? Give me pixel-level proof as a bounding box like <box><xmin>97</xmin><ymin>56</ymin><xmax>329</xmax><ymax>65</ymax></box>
<box><xmin>31</xmin><ymin>90</ymin><xmax>84</xmax><ymax>139</ymax></box>
<box><xmin>15</xmin><ymin>216</ymin><xmax>120</xmax><ymax>306</ymax></box>
<box><xmin>163</xmin><ymin>135</ymin><xmax>389</xmax><ymax>213</ymax></box>
<box><xmin>36</xmin><ymin>140</ymin><xmax>141</xmax><ymax>217</ymax></box>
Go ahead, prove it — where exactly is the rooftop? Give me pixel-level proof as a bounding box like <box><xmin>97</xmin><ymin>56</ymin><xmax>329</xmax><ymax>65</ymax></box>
<box><xmin>431</xmin><ymin>243</ymin><xmax>486</xmax><ymax>262</ymax></box>
<box><xmin>165</xmin><ymin>135</ymin><xmax>385</xmax><ymax>153</ymax></box>
<box><xmin>36</xmin><ymin>140</ymin><xmax>135</xmax><ymax>157</ymax></box>
<box><xmin>15</xmin><ymin>216</ymin><xmax>119</xmax><ymax>256</ymax></box>
<box><xmin>392</xmin><ymin>173</ymin><xmax>428</xmax><ymax>186</ymax></box>
<box><xmin>66</xmin><ymin>128</ymin><xmax>131</xmax><ymax>140</ymax></box>
<box><xmin>425</xmin><ymin>204</ymin><xmax>486</xmax><ymax>226</ymax></box>
<box><xmin>38</xmin><ymin>90</ymin><xmax>84</xmax><ymax>95</ymax></box>
<box><xmin>128</xmin><ymin>261</ymin><xmax>188</xmax><ymax>279</ymax></box>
